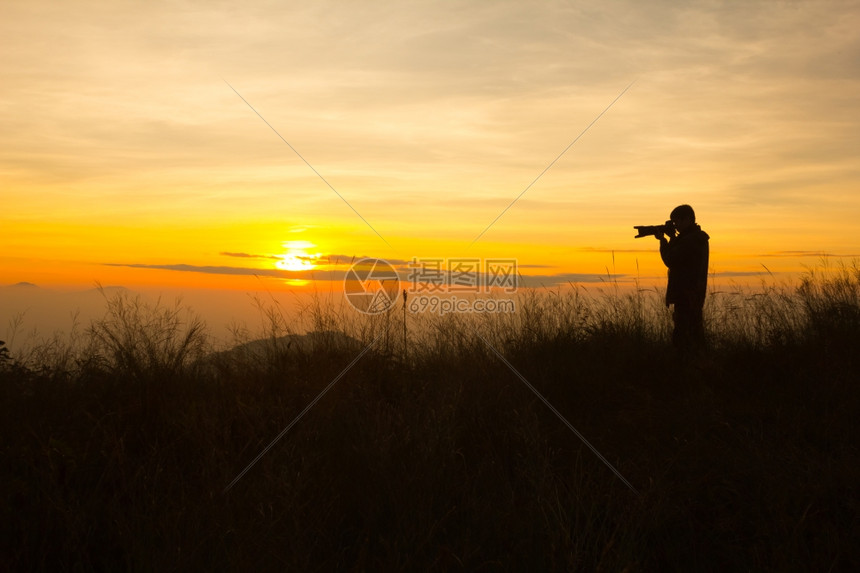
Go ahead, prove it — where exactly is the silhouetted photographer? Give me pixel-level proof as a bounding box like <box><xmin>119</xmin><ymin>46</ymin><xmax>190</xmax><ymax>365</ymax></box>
<box><xmin>636</xmin><ymin>204</ymin><xmax>709</xmax><ymax>352</ymax></box>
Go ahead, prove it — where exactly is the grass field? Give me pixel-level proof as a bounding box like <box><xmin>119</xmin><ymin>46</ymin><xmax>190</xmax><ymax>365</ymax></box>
<box><xmin>2</xmin><ymin>265</ymin><xmax>858</xmax><ymax>571</ymax></box>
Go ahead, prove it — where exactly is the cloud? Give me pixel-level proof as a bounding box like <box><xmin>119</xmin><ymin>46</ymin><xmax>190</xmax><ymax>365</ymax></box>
<box><xmin>758</xmin><ymin>251</ymin><xmax>854</xmax><ymax>258</ymax></box>
<box><xmin>711</xmin><ymin>271</ymin><xmax>780</xmax><ymax>278</ymax></box>
<box><xmin>104</xmin><ymin>260</ymin><xmax>624</xmax><ymax>289</ymax></box>
<box><xmin>218</xmin><ymin>252</ymin><xmax>417</xmax><ymax>267</ymax></box>
<box><xmin>323</xmin><ymin>255</ymin><xmax>414</xmax><ymax>267</ymax></box>
<box><xmin>518</xmin><ymin>272</ymin><xmax>627</xmax><ymax>287</ymax></box>
<box><xmin>572</xmin><ymin>247</ymin><xmax>654</xmax><ymax>254</ymax></box>
<box><xmin>104</xmin><ymin>263</ymin><xmax>343</xmax><ymax>281</ymax></box>
<box><xmin>220</xmin><ymin>252</ymin><xmax>280</xmax><ymax>260</ymax></box>
<box><xmin>109</xmin><ymin>257</ymin><xmax>827</xmax><ymax>289</ymax></box>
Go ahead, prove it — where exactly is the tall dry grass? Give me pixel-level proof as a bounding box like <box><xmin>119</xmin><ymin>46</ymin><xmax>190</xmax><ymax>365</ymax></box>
<box><xmin>2</xmin><ymin>264</ymin><xmax>858</xmax><ymax>571</ymax></box>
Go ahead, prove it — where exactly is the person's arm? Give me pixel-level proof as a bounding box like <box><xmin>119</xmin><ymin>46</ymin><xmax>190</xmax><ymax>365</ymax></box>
<box><xmin>662</xmin><ymin>233</ymin><xmax>704</xmax><ymax>268</ymax></box>
<box><xmin>659</xmin><ymin>234</ymin><xmax>671</xmax><ymax>267</ymax></box>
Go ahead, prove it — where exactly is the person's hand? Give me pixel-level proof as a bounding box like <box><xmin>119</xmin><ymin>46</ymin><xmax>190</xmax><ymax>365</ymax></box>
<box><xmin>664</xmin><ymin>220</ymin><xmax>677</xmax><ymax>239</ymax></box>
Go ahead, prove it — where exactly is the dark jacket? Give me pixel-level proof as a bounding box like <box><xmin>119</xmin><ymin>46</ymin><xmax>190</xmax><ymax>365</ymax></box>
<box><xmin>660</xmin><ymin>224</ymin><xmax>709</xmax><ymax>308</ymax></box>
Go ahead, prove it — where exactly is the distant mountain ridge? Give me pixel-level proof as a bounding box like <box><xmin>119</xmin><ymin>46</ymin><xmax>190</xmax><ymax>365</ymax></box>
<box><xmin>213</xmin><ymin>330</ymin><xmax>363</xmax><ymax>363</ymax></box>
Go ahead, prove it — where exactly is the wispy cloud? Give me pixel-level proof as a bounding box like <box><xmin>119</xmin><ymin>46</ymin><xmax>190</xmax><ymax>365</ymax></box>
<box><xmin>107</xmin><ymin>259</ymin><xmax>838</xmax><ymax>287</ymax></box>
<box><xmin>573</xmin><ymin>247</ymin><xmax>655</xmax><ymax>254</ymax></box>
<box><xmin>325</xmin><ymin>255</ymin><xmax>414</xmax><ymax>267</ymax></box>
<box><xmin>220</xmin><ymin>252</ymin><xmax>280</xmax><ymax>260</ymax></box>
<box><xmin>518</xmin><ymin>273</ymin><xmax>627</xmax><ymax>287</ymax></box>
<box><xmin>758</xmin><ymin>251</ymin><xmax>854</xmax><ymax>258</ymax></box>
<box><xmin>219</xmin><ymin>252</ymin><xmax>413</xmax><ymax>267</ymax></box>
<box><xmin>712</xmin><ymin>270</ymin><xmax>781</xmax><ymax>278</ymax></box>
<box><xmin>104</xmin><ymin>261</ymin><xmax>623</xmax><ymax>288</ymax></box>
<box><xmin>104</xmin><ymin>263</ymin><xmax>343</xmax><ymax>281</ymax></box>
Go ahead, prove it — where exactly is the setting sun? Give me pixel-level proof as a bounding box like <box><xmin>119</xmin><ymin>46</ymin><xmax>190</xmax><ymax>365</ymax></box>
<box><xmin>275</xmin><ymin>240</ymin><xmax>321</xmax><ymax>272</ymax></box>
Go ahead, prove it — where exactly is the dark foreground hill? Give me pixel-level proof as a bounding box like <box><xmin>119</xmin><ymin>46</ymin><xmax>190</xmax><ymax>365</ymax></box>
<box><xmin>2</xmin><ymin>270</ymin><xmax>858</xmax><ymax>571</ymax></box>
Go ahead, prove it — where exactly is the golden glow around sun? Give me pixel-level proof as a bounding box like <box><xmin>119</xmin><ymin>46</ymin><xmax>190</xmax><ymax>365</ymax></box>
<box><xmin>276</xmin><ymin>256</ymin><xmax>313</xmax><ymax>271</ymax></box>
<box><xmin>275</xmin><ymin>240</ymin><xmax>321</xmax><ymax>272</ymax></box>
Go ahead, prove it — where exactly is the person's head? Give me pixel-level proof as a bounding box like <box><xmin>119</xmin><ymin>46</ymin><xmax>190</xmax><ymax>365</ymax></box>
<box><xmin>670</xmin><ymin>204</ymin><xmax>696</xmax><ymax>233</ymax></box>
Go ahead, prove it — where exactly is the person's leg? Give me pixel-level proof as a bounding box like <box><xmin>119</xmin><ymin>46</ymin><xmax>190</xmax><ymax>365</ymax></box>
<box><xmin>690</xmin><ymin>304</ymin><xmax>705</xmax><ymax>349</ymax></box>
<box><xmin>674</xmin><ymin>301</ymin><xmax>706</xmax><ymax>360</ymax></box>
<box><xmin>672</xmin><ymin>303</ymin><xmax>689</xmax><ymax>349</ymax></box>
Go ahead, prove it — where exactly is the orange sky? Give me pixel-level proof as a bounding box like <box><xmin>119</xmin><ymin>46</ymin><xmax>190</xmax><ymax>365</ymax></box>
<box><xmin>3</xmin><ymin>0</ymin><xmax>859</xmax><ymax>303</ymax></box>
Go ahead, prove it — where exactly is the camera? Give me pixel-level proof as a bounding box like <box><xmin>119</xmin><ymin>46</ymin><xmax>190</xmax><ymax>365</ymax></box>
<box><xmin>633</xmin><ymin>220</ymin><xmax>675</xmax><ymax>239</ymax></box>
